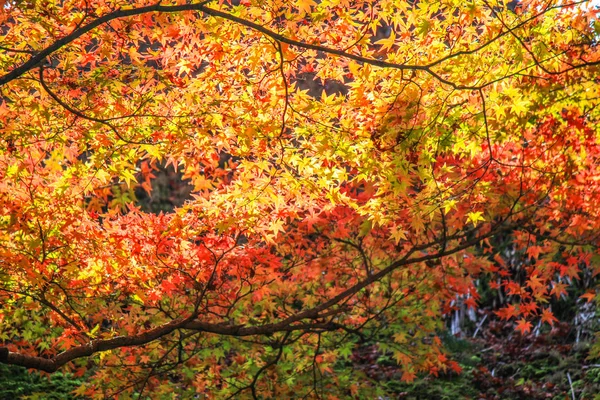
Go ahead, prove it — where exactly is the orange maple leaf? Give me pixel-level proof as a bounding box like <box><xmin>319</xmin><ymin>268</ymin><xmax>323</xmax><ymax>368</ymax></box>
<box><xmin>526</xmin><ymin>245</ymin><xmax>542</xmax><ymax>260</ymax></box>
<box><xmin>580</xmin><ymin>291</ymin><xmax>596</xmax><ymax>303</ymax></box>
<box><xmin>540</xmin><ymin>308</ymin><xmax>558</xmax><ymax>326</ymax></box>
<box><xmin>495</xmin><ymin>303</ymin><xmax>519</xmax><ymax>320</ymax></box>
<box><xmin>515</xmin><ymin>319</ymin><xmax>533</xmax><ymax>335</ymax></box>
<box><xmin>446</xmin><ymin>360</ymin><xmax>462</xmax><ymax>374</ymax></box>
<box><xmin>401</xmin><ymin>370</ymin><xmax>417</xmax><ymax>382</ymax></box>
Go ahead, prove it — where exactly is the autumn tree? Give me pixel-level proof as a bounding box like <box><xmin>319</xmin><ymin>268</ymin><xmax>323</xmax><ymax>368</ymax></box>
<box><xmin>1</xmin><ymin>0</ymin><xmax>600</xmax><ymax>397</ymax></box>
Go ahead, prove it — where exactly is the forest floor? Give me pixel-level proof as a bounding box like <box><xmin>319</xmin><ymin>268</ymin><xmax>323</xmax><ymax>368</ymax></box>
<box><xmin>352</xmin><ymin>320</ymin><xmax>600</xmax><ymax>399</ymax></box>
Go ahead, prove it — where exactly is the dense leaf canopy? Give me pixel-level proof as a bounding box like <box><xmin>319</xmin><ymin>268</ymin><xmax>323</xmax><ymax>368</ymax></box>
<box><xmin>1</xmin><ymin>0</ymin><xmax>599</xmax><ymax>397</ymax></box>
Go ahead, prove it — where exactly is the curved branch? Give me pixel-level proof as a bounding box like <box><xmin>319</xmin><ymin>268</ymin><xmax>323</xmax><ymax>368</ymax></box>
<box><xmin>38</xmin><ymin>66</ymin><xmax>151</xmax><ymax>145</ymax></box>
<box><xmin>2</xmin><ymin>1</ymin><xmax>420</xmax><ymax>85</ymax></box>
<box><xmin>0</xmin><ymin>319</ymin><xmax>336</xmax><ymax>372</ymax></box>
<box><xmin>0</xmin><ymin>216</ymin><xmax>518</xmax><ymax>373</ymax></box>
<box><xmin>0</xmin><ymin>317</ymin><xmax>189</xmax><ymax>372</ymax></box>
<box><xmin>3</xmin><ymin>1</ymin><xmax>592</xmax><ymax>91</ymax></box>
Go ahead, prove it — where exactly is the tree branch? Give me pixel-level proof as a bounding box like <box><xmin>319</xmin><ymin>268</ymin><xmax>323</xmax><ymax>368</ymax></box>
<box><xmin>0</xmin><ymin>217</ymin><xmax>517</xmax><ymax>373</ymax></box>
<box><xmin>3</xmin><ymin>1</ymin><xmax>593</xmax><ymax>90</ymax></box>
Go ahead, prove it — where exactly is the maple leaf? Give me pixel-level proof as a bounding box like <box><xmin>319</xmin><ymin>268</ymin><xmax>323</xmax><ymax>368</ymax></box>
<box><xmin>375</xmin><ymin>30</ymin><xmax>397</xmax><ymax>52</ymax></box>
<box><xmin>540</xmin><ymin>308</ymin><xmax>558</xmax><ymax>326</ymax></box>
<box><xmin>390</xmin><ymin>226</ymin><xmax>407</xmax><ymax>244</ymax></box>
<box><xmin>505</xmin><ymin>281</ymin><xmax>523</xmax><ymax>296</ymax></box>
<box><xmin>519</xmin><ymin>302</ymin><xmax>538</xmax><ymax>317</ymax></box>
<box><xmin>550</xmin><ymin>282</ymin><xmax>568</xmax><ymax>299</ymax></box>
<box><xmin>447</xmin><ymin>360</ymin><xmax>462</xmax><ymax>374</ymax></box>
<box><xmin>526</xmin><ymin>246</ymin><xmax>542</xmax><ymax>260</ymax></box>
<box><xmin>393</xmin><ymin>331</ymin><xmax>407</xmax><ymax>344</ymax></box>
<box><xmin>559</xmin><ymin>262</ymin><xmax>581</xmax><ymax>280</ymax></box>
<box><xmin>140</xmin><ymin>354</ymin><xmax>152</xmax><ymax>364</ymax></box>
<box><xmin>304</xmin><ymin>209</ymin><xmax>324</xmax><ymax>231</ymax></box>
<box><xmin>160</xmin><ymin>279</ymin><xmax>177</xmax><ymax>295</ymax></box>
<box><xmin>466</xmin><ymin>211</ymin><xmax>485</xmax><ymax>225</ymax></box>
<box><xmin>59</xmin><ymin>335</ymin><xmax>78</xmax><ymax>350</ymax></box>
<box><xmin>296</xmin><ymin>0</ymin><xmax>317</xmax><ymax>16</ymax></box>
<box><xmin>401</xmin><ymin>370</ymin><xmax>417</xmax><ymax>383</ymax></box>
<box><xmin>464</xmin><ymin>296</ymin><xmax>477</xmax><ymax>310</ymax></box>
<box><xmin>515</xmin><ymin>319</ymin><xmax>533</xmax><ymax>335</ymax></box>
<box><xmin>580</xmin><ymin>291</ymin><xmax>596</xmax><ymax>303</ymax></box>
<box><xmin>526</xmin><ymin>275</ymin><xmax>546</xmax><ymax>294</ymax></box>
<box><xmin>495</xmin><ymin>304</ymin><xmax>519</xmax><ymax>320</ymax></box>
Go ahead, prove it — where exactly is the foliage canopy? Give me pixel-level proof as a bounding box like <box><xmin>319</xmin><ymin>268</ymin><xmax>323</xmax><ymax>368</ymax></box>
<box><xmin>1</xmin><ymin>0</ymin><xmax>600</xmax><ymax>397</ymax></box>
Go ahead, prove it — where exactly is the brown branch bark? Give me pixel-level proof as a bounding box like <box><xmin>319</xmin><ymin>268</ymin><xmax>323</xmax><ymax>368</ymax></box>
<box><xmin>38</xmin><ymin>66</ymin><xmax>150</xmax><ymax>145</ymax></box>
<box><xmin>0</xmin><ymin>317</ymin><xmax>188</xmax><ymax>372</ymax></box>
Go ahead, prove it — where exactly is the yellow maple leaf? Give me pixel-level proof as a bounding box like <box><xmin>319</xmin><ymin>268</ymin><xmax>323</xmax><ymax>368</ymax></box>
<box><xmin>390</xmin><ymin>227</ymin><xmax>407</xmax><ymax>244</ymax></box>
<box><xmin>375</xmin><ymin>29</ymin><xmax>396</xmax><ymax>52</ymax></box>
<box><xmin>296</xmin><ymin>0</ymin><xmax>317</xmax><ymax>16</ymax></box>
<box><xmin>467</xmin><ymin>211</ymin><xmax>485</xmax><ymax>225</ymax></box>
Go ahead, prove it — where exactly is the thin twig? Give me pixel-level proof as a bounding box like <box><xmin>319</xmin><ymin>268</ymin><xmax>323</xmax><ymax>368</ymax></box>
<box><xmin>472</xmin><ymin>314</ymin><xmax>488</xmax><ymax>338</ymax></box>
<box><xmin>567</xmin><ymin>371</ymin><xmax>575</xmax><ymax>400</ymax></box>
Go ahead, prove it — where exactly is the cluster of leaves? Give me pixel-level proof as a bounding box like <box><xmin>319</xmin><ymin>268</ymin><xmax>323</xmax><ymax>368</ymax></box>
<box><xmin>1</xmin><ymin>0</ymin><xmax>600</xmax><ymax>397</ymax></box>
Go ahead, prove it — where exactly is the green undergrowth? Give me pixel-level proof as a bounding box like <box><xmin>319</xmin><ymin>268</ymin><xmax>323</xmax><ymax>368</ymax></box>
<box><xmin>0</xmin><ymin>363</ymin><xmax>83</xmax><ymax>399</ymax></box>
